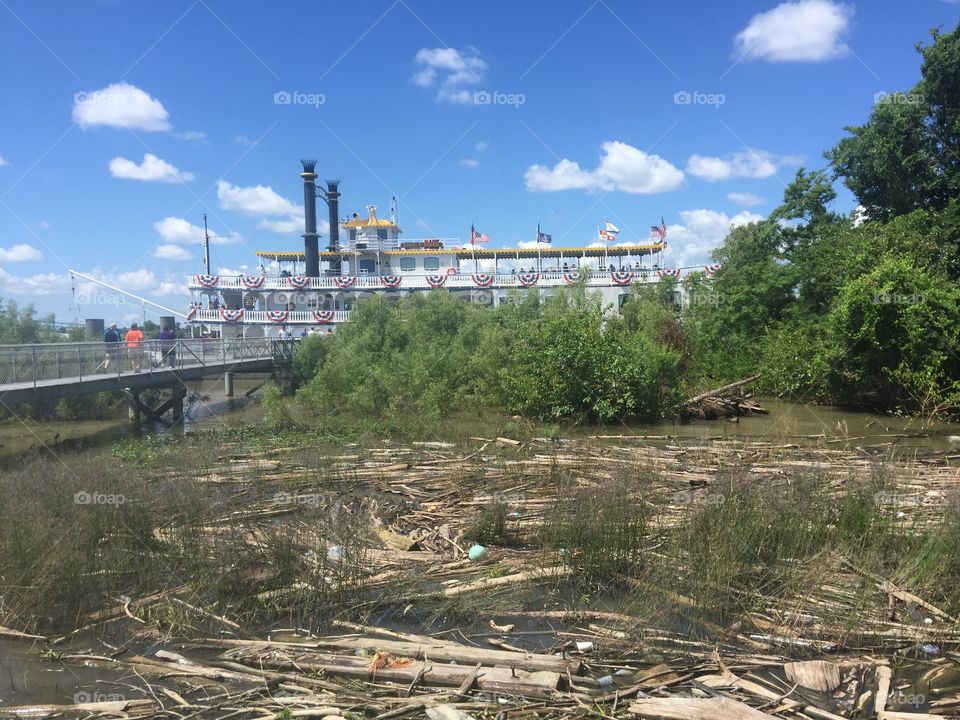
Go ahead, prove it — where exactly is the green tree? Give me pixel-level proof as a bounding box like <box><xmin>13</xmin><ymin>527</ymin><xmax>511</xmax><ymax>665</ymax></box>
<box><xmin>827</xmin><ymin>22</ymin><xmax>960</xmax><ymax>225</ymax></box>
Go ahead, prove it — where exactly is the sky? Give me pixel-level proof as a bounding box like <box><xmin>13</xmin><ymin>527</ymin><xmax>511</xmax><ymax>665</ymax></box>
<box><xmin>0</xmin><ymin>0</ymin><xmax>957</xmax><ymax>323</ymax></box>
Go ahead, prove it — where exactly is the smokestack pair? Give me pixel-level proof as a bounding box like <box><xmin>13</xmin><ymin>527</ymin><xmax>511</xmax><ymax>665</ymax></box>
<box><xmin>300</xmin><ymin>160</ymin><xmax>340</xmax><ymax>277</ymax></box>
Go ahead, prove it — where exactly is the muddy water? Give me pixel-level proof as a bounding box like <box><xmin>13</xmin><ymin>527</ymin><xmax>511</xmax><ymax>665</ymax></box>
<box><xmin>0</xmin><ymin>377</ymin><xmax>266</xmax><ymax>466</ymax></box>
<box><xmin>623</xmin><ymin>398</ymin><xmax>960</xmax><ymax>452</ymax></box>
<box><xmin>0</xmin><ymin>639</ymin><xmax>143</xmax><ymax>712</ymax></box>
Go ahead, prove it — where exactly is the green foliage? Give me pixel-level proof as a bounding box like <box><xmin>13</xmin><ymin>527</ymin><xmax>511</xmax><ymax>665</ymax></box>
<box><xmin>297</xmin><ymin>288</ymin><xmax>684</xmax><ymax>426</ymax></box>
<box><xmin>541</xmin><ymin>477</ymin><xmax>647</xmax><ymax>587</ymax></box>
<box><xmin>823</xmin><ymin>257</ymin><xmax>960</xmax><ymax>414</ymax></box>
<box><xmin>827</xmin><ymin>21</ymin><xmax>960</xmax><ymax>226</ymax></box>
<box><xmin>462</xmin><ymin>503</ymin><xmax>509</xmax><ymax>546</ymax></box>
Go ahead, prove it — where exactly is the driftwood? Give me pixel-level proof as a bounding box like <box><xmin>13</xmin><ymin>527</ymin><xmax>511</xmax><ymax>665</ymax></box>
<box><xmin>682</xmin><ymin>376</ymin><xmax>767</xmax><ymax>420</ymax></box>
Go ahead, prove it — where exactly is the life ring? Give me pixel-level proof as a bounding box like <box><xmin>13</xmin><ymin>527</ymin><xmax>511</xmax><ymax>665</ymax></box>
<box><xmin>446</xmin><ymin>267</ymin><xmax>456</xmax><ymax>276</ymax></box>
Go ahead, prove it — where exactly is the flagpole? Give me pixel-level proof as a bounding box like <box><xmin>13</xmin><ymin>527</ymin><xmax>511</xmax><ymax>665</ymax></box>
<box><xmin>536</xmin><ymin>219</ymin><xmax>541</xmax><ymax>273</ymax></box>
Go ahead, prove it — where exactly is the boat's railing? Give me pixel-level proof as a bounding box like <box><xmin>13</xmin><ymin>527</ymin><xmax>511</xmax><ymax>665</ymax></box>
<box><xmin>187</xmin><ymin>270</ymin><xmax>661</xmax><ymax>291</ymax></box>
<box><xmin>0</xmin><ymin>338</ymin><xmax>296</xmax><ymax>389</ymax></box>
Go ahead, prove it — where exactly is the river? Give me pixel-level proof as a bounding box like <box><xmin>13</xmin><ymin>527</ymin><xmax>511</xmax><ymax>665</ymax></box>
<box><xmin>2</xmin><ymin>390</ymin><xmax>959</xmax><ymax>468</ymax></box>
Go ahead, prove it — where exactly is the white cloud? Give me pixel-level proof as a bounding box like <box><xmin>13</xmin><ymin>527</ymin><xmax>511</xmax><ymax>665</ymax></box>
<box><xmin>734</xmin><ymin>0</ymin><xmax>852</xmax><ymax>62</ymax></box>
<box><xmin>413</xmin><ymin>47</ymin><xmax>487</xmax><ymax>104</ymax></box>
<box><xmin>73</xmin><ymin>82</ymin><xmax>171</xmax><ymax>131</ymax></box>
<box><xmin>475</xmin><ymin>141</ymin><xmax>488</xmax><ymax>153</ymax></box>
<box><xmin>258</xmin><ymin>214</ymin><xmax>326</xmax><ymax>234</ymax></box>
<box><xmin>0</xmin><ymin>243</ymin><xmax>43</xmax><ymax>262</ymax></box>
<box><xmin>459</xmin><ymin>158</ymin><xmax>479</xmax><ymax>168</ymax></box>
<box><xmin>109</xmin><ymin>153</ymin><xmax>194</xmax><ymax>183</ymax></box>
<box><xmin>0</xmin><ymin>155</ymin><xmax>8</xmax><ymax>167</ymax></box>
<box><xmin>525</xmin><ymin>141</ymin><xmax>685</xmax><ymax>195</ymax></box>
<box><xmin>154</xmin><ymin>216</ymin><xmax>240</xmax><ymax>245</ymax></box>
<box><xmin>0</xmin><ymin>269</ymin><xmax>67</xmax><ymax>295</ymax></box>
<box><xmin>727</xmin><ymin>191</ymin><xmax>765</xmax><ymax>207</ymax></box>
<box><xmin>852</xmin><ymin>205</ymin><xmax>868</xmax><ymax>227</ymax></box>
<box><xmin>667</xmin><ymin>209</ymin><xmax>764</xmax><ymax>266</ymax></box>
<box><xmin>217</xmin><ymin>179</ymin><xmax>302</xmax><ymax>217</ymax></box>
<box><xmin>153</xmin><ymin>244</ymin><xmax>194</xmax><ymax>261</ymax></box>
<box><xmin>178</xmin><ymin>130</ymin><xmax>206</xmax><ymax>141</ymax></box>
<box><xmin>234</xmin><ymin>135</ymin><xmax>256</xmax><ymax>147</ymax></box>
<box><xmin>687</xmin><ymin>149</ymin><xmax>801</xmax><ymax>182</ymax></box>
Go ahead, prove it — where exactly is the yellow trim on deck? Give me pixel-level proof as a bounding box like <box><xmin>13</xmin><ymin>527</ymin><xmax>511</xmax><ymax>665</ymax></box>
<box><xmin>256</xmin><ymin>242</ymin><xmax>665</xmax><ymax>261</ymax></box>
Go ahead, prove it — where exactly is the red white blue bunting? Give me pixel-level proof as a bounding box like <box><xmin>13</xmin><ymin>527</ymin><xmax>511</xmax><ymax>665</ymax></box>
<box><xmin>196</xmin><ymin>274</ymin><xmax>219</xmax><ymax>288</ymax></box>
<box><xmin>426</xmin><ymin>275</ymin><xmax>448</xmax><ymax>288</ymax></box>
<box><xmin>517</xmin><ymin>272</ymin><xmax>539</xmax><ymax>287</ymax></box>
<box><xmin>287</xmin><ymin>275</ymin><xmax>310</xmax><ymax>289</ymax></box>
<box><xmin>656</xmin><ymin>269</ymin><xmax>681</xmax><ymax>278</ymax></box>
<box><xmin>242</xmin><ymin>275</ymin><xmax>266</xmax><ymax>290</ymax></box>
<box><xmin>562</xmin><ymin>272</ymin><xmax>580</xmax><ymax>285</ymax></box>
<box><xmin>266</xmin><ymin>309</ymin><xmax>289</xmax><ymax>323</ymax></box>
<box><xmin>471</xmin><ymin>273</ymin><xmax>494</xmax><ymax>288</ymax></box>
<box><xmin>381</xmin><ymin>275</ymin><xmax>402</xmax><ymax>289</ymax></box>
<box><xmin>220</xmin><ymin>308</ymin><xmax>244</xmax><ymax>323</ymax></box>
<box><xmin>611</xmin><ymin>270</ymin><xmax>635</xmax><ymax>286</ymax></box>
<box><xmin>704</xmin><ymin>263</ymin><xmax>721</xmax><ymax>277</ymax></box>
<box><xmin>333</xmin><ymin>276</ymin><xmax>356</xmax><ymax>289</ymax></box>
<box><xmin>312</xmin><ymin>310</ymin><xmax>335</xmax><ymax>323</ymax></box>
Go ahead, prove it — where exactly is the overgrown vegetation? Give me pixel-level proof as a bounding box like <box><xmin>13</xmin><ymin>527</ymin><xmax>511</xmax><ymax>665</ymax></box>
<box><xmin>294</xmin><ymin>286</ymin><xmax>685</xmax><ymax>427</ymax></box>
<box><xmin>684</xmin><ymin>23</ymin><xmax>960</xmax><ymax>417</ymax></box>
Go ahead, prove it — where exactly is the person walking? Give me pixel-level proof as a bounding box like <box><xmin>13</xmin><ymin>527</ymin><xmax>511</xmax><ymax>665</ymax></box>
<box><xmin>125</xmin><ymin>322</ymin><xmax>145</xmax><ymax>373</ymax></box>
<box><xmin>102</xmin><ymin>322</ymin><xmax>121</xmax><ymax>372</ymax></box>
<box><xmin>159</xmin><ymin>325</ymin><xmax>176</xmax><ymax>367</ymax></box>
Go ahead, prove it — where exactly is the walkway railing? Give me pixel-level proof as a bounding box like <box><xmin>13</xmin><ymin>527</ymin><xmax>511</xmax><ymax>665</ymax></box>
<box><xmin>0</xmin><ymin>338</ymin><xmax>297</xmax><ymax>389</ymax></box>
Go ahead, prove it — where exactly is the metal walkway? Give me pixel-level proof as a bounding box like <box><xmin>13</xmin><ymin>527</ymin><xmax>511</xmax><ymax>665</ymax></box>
<box><xmin>0</xmin><ymin>338</ymin><xmax>297</xmax><ymax>407</ymax></box>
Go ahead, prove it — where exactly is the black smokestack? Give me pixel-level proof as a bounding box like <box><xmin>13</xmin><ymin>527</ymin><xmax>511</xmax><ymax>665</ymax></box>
<box><xmin>326</xmin><ymin>180</ymin><xmax>340</xmax><ymax>252</ymax></box>
<box><xmin>300</xmin><ymin>159</ymin><xmax>320</xmax><ymax>277</ymax></box>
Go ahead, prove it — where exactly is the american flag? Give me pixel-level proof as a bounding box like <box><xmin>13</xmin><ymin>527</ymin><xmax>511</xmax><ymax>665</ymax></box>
<box><xmin>470</xmin><ymin>225</ymin><xmax>490</xmax><ymax>244</ymax></box>
<box><xmin>650</xmin><ymin>216</ymin><xmax>668</xmax><ymax>239</ymax></box>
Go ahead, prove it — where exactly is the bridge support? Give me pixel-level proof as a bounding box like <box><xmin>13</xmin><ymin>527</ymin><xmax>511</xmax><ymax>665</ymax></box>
<box><xmin>125</xmin><ymin>382</ymin><xmax>188</xmax><ymax>426</ymax></box>
<box><xmin>224</xmin><ymin>372</ymin><xmax>234</xmax><ymax>397</ymax></box>
<box><xmin>127</xmin><ymin>389</ymin><xmax>141</xmax><ymax>424</ymax></box>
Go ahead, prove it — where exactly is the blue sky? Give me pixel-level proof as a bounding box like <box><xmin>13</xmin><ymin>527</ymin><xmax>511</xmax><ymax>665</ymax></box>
<box><xmin>0</xmin><ymin>0</ymin><xmax>956</xmax><ymax>322</ymax></box>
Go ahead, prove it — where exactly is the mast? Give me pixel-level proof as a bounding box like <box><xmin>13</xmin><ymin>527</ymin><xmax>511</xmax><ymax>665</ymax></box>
<box><xmin>203</xmin><ymin>213</ymin><xmax>211</xmax><ymax>275</ymax></box>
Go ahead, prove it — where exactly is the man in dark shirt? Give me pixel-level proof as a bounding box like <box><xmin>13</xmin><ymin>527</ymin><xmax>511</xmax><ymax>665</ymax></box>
<box><xmin>159</xmin><ymin>326</ymin><xmax>177</xmax><ymax>367</ymax></box>
<box><xmin>102</xmin><ymin>323</ymin><xmax>121</xmax><ymax>372</ymax></box>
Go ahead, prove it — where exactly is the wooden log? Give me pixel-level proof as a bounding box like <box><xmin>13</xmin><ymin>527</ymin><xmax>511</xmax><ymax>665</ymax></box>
<box><xmin>0</xmin><ymin>699</ymin><xmax>157</xmax><ymax>718</ymax></box>
<box><xmin>225</xmin><ymin>653</ymin><xmax>560</xmax><ymax>694</ymax></box>
<box><xmin>200</xmin><ymin>637</ymin><xmax>577</xmax><ymax>674</ymax></box>
<box><xmin>629</xmin><ymin>696</ymin><xmax>778</xmax><ymax>719</ymax></box>
<box><xmin>783</xmin><ymin>660</ymin><xmax>841</xmax><ymax>693</ymax></box>
<box><xmin>686</xmin><ymin>376</ymin><xmax>760</xmax><ymax>405</ymax></box>
<box><xmin>442</xmin><ymin>566</ymin><xmax>572</xmax><ymax>597</ymax></box>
